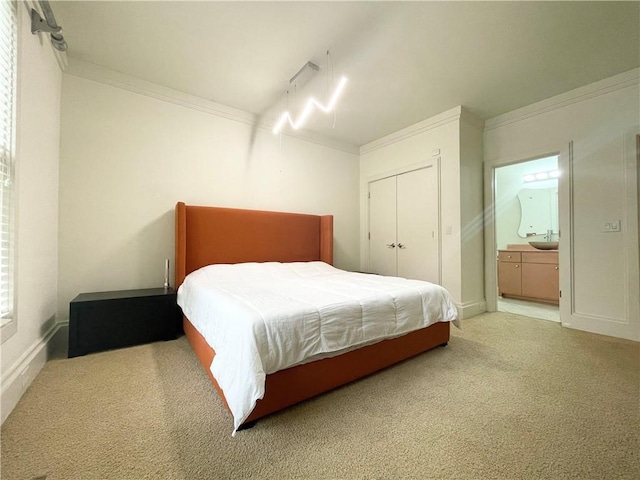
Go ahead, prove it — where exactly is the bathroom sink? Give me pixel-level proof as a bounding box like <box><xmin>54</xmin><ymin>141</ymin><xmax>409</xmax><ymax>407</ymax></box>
<box><xmin>529</xmin><ymin>241</ymin><xmax>559</xmax><ymax>250</ymax></box>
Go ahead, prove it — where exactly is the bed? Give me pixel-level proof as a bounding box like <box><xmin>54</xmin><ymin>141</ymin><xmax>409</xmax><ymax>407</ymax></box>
<box><xmin>175</xmin><ymin>202</ymin><xmax>458</xmax><ymax>434</ymax></box>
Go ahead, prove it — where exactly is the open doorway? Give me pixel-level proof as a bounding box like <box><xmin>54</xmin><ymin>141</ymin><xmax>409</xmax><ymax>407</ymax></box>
<box><xmin>494</xmin><ymin>155</ymin><xmax>560</xmax><ymax>322</ymax></box>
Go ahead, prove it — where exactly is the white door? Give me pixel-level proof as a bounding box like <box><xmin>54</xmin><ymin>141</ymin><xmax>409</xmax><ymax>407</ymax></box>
<box><xmin>397</xmin><ymin>167</ymin><xmax>440</xmax><ymax>283</ymax></box>
<box><xmin>368</xmin><ymin>176</ymin><xmax>397</xmax><ymax>276</ymax></box>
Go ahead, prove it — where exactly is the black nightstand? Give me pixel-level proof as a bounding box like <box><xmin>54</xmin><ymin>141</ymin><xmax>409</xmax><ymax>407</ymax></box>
<box><xmin>68</xmin><ymin>288</ymin><xmax>181</xmax><ymax>358</ymax></box>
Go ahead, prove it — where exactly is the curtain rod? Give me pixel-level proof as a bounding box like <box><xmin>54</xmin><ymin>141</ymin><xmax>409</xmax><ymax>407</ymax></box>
<box><xmin>30</xmin><ymin>0</ymin><xmax>68</xmax><ymax>52</ymax></box>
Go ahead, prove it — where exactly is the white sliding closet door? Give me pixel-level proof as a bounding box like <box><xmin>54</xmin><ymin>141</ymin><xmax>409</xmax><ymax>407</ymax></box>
<box><xmin>368</xmin><ymin>166</ymin><xmax>440</xmax><ymax>283</ymax></box>
<box><xmin>368</xmin><ymin>175</ymin><xmax>397</xmax><ymax>276</ymax></box>
<box><xmin>397</xmin><ymin>167</ymin><xmax>439</xmax><ymax>283</ymax></box>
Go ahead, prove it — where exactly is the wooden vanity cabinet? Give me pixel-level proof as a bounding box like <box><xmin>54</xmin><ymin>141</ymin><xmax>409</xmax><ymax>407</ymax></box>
<box><xmin>498</xmin><ymin>249</ymin><xmax>559</xmax><ymax>305</ymax></box>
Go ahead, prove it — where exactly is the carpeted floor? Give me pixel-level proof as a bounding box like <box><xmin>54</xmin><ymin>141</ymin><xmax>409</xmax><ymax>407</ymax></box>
<box><xmin>1</xmin><ymin>312</ymin><xmax>638</xmax><ymax>480</ymax></box>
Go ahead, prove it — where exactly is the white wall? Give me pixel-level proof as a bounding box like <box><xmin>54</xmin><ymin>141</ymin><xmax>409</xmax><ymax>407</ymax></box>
<box><xmin>1</xmin><ymin>3</ymin><xmax>62</xmax><ymax>423</ymax></box>
<box><xmin>58</xmin><ymin>73</ymin><xmax>360</xmax><ymax>320</ymax></box>
<box><xmin>359</xmin><ymin>110</ymin><xmax>459</xmax><ymax>289</ymax></box>
<box><xmin>484</xmin><ymin>69</ymin><xmax>640</xmax><ymax>341</ymax></box>
<box><xmin>359</xmin><ymin>106</ymin><xmax>486</xmax><ymax>317</ymax></box>
<box><xmin>459</xmin><ymin>118</ymin><xmax>485</xmax><ymax>312</ymax></box>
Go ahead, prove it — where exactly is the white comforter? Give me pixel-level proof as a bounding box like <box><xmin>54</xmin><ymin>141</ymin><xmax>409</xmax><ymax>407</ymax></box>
<box><xmin>177</xmin><ymin>261</ymin><xmax>459</xmax><ymax>434</ymax></box>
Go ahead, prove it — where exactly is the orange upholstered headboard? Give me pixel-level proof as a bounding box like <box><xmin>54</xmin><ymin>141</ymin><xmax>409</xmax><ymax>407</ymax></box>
<box><xmin>175</xmin><ymin>202</ymin><xmax>333</xmax><ymax>288</ymax></box>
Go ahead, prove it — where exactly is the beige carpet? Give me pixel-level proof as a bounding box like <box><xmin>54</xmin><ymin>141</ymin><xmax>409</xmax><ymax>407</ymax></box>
<box><xmin>1</xmin><ymin>312</ymin><xmax>638</xmax><ymax>480</ymax></box>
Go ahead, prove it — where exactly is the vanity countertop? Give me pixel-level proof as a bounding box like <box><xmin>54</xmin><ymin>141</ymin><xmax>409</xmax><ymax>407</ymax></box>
<box><xmin>504</xmin><ymin>244</ymin><xmax>558</xmax><ymax>251</ymax></box>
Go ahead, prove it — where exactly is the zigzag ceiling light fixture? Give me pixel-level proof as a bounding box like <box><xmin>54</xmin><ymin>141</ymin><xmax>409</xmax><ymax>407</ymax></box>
<box><xmin>273</xmin><ymin>52</ymin><xmax>348</xmax><ymax>135</ymax></box>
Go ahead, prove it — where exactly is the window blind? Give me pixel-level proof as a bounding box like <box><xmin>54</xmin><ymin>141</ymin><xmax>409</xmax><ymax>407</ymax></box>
<box><xmin>0</xmin><ymin>0</ymin><xmax>17</xmax><ymax>322</ymax></box>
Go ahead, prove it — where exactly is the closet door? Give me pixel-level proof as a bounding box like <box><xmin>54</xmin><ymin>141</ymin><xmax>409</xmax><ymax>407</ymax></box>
<box><xmin>396</xmin><ymin>167</ymin><xmax>440</xmax><ymax>283</ymax></box>
<box><xmin>368</xmin><ymin>176</ymin><xmax>397</xmax><ymax>276</ymax></box>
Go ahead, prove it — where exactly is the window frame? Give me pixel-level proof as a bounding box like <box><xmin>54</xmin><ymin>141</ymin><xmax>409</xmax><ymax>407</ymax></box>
<box><xmin>0</xmin><ymin>0</ymin><xmax>19</xmax><ymax>344</ymax></box>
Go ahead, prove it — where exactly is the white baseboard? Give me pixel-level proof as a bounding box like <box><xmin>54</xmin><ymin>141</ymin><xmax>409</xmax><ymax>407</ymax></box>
<box><xmin>458</xmin><ymin>300</ymin><xmax>487</xmax><ymax>320</ymax></box>
<box><xmin>1</xmin><ymin>320</ymin><xmax>68</xmax><ymax>424</ymax></box>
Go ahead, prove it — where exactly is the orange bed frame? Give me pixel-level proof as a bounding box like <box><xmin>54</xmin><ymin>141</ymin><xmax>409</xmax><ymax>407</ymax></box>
<box><xmin>175</xmin><ymin>202</ymin><xmax>450</xmax><ymax>427</ymax></box>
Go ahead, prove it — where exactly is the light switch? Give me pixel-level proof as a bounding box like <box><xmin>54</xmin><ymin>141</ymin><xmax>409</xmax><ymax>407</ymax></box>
<box><xmin>603</xmin><ymin>220</ymin><xmax>621</xmax><ymax>233</ymax></box>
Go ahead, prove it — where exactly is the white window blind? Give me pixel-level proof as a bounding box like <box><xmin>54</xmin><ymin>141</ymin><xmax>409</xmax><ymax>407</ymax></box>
<box><xmin>0</xmin><ymin>0</ymin><xmax>17</xmax><ymax>323</ymax></box>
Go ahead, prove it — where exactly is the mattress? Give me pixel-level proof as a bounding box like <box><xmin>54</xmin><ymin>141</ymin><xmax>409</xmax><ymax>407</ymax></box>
<box><xmin>177</xmin><ymin>261</ymin><xmax>459</xmax><ymax>434</ymax></box>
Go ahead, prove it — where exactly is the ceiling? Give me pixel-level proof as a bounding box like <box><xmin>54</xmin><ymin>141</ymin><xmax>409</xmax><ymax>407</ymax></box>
<box><xmin>53</xmin><ymin>1</ymin><xmax>640</xmax><ymax>148</ymax></box>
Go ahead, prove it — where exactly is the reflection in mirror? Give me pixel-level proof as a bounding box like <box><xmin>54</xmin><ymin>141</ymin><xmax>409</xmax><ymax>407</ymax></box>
<box><xmin>517</xmin><ymin>186</ymin><xmax>558</xmax><ymax>238</ymax></box>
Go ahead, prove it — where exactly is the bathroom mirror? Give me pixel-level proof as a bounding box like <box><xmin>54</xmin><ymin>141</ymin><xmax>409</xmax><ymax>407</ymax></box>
<box><xmin>517</xmin><ymin>187</ymin><xmax>558</xmax><ymax>237</ymax></box>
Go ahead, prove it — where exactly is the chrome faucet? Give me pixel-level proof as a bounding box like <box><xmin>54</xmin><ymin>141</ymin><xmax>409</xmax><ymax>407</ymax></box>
<box><xmin>545</xmin><ymin>229</ymin><xmax>553</xmax><ymax>241</ymax></box>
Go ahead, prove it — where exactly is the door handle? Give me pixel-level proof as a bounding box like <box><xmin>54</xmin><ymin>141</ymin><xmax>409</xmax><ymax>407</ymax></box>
<box><xmin>398</xmin><ymin>243</ymin><xmax>406</xmax><ymax>249</ymax></box>
<box><xmin>386</xmin><ymin>243</ymin><xmax>396</xmax><ymax>248</ymax></box>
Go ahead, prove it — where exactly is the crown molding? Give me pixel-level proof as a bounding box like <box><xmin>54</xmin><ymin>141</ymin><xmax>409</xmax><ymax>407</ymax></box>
<box><xmin>66</xmin><ymin>58</ymin><xmax>257</xmax><ymax>124</ymax></box>
<box><xmin>359</xmin><ymin>105</ymin><xmax>484</xmax><ymax>155</ymax></box>
<box><xmin>64</xmin><ymin>58</ymin><xmax>359</xmax><ymax>155</ymax></box>
<box><xmin>485</xmin><ymin>68</ymin><xmax>640</xmax><ymax>132</ymax></box>
<box><xmin>360</xmin><ymin>106</ymin><xmax>469</xmax><ymax>155</ymax></box>
<box><xmin>23</xmin><ymin>0</ymin><xmax>68</xmax><ymax>72</ymax></box>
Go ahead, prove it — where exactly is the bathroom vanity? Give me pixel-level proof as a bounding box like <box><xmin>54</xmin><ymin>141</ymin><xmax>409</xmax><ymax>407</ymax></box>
<box><xmin>498</xmin><ymin>246</ymin><xmax>559</xmax><ymax>305</ymax></box>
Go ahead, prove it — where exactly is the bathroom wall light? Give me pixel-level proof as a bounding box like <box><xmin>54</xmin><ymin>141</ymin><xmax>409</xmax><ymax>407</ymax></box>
<box><xmin>523</xmin><ymin>169</ymin><xmax>560</xmax><ymax>183</ymax></box>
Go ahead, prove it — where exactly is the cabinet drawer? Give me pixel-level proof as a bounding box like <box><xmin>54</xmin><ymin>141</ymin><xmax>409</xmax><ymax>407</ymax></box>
<box><xmin>522</xmin><ymin>251</ymin><xmax>558</xmax><ymax>264</ymax></box>
<box><xmin>498</xmin><ymin>251</ymin><xmax>521</xmax><ymax>263</ymax></box>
